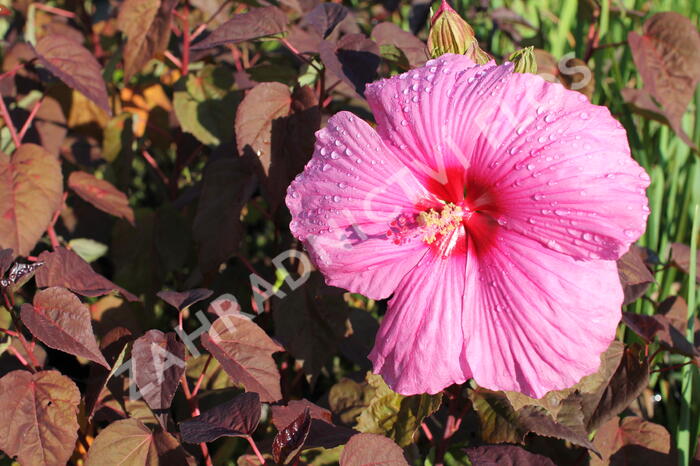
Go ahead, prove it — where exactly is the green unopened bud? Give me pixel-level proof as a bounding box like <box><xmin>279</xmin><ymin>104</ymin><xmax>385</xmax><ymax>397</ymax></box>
<box><xmin>428</xmin><ymin>0</ymin><xmax>474</xmax><ymax>57</ymax></box>
<box><xmin>508</xmin><ymin>47</ymin><xmax>537</xmax><ymax>74</ymax></box>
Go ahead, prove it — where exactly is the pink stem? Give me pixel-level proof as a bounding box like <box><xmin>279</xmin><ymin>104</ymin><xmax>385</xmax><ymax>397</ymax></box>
<box><xmin>246</xmin><ymin>436</ymin><xmax>267</xmax><ymax>465</ymax></box>
<box><xmin>0</xmin><ymin>91</ymin><xmax>20</xmax><ymax>148</ymax></box>
<box><xmin>17</xmin><ymin>97</ymin><xmax>43</xmax><ymax>142</ymax></box>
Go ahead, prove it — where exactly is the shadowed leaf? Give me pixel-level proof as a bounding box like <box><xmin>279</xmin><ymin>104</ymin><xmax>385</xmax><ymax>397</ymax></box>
<box><xmin>626</xmin><ymin>12</ymin><xmax>700</xmax><ymax>148</ymax></box>
<box><xmin>86</xmin><ymin>418</ymin><xmax>194</xmax><ymax>465</ymax></box>
<box><xmin>272</xmin><ymin>408</ymin><xmax>311</xmax><ymax>464</ymax></box>
<box><xmin>356</xmin><ymin>373</ymin><xmax>442</xmax><ymax>447</ymax></box>
<box><xmin>617</xmin><ymin>245</ymin><xmax>655</xmax><ymax>305</ymax></box>
<box><xmin>371</xmin><ymin>22</ymin><xmax>428</xmax><ymax>67</ymax></box>
<box><xmin>236</xmin><ymin>82</ymin><xmax>291</xmax><ymax>176</ymax></box>
<box><xmin>193</xmin><ymin>155</ymin><xmax>256</xmax><ymax>273</ymax></box>
<box><xmin>132</xmin><ymin>330</ymin><xmax>185</xmax><ymax>420</ymax></box>
<box><xmin>180</xmin><ymin>392</ymin><xmax>261</xmax><ymax>443</ymax></box>
<box><xmin>591</xmin><ymin>416</ymin><xmax>671</xmax><ymax>466</ymax></box>
<box><xmin>84</xmin><ymin>327</ymin><xmax>133</xmax><ymax>419</ymax></box>
<box><xmin>201</xmin><ymin>313</ymin><xmax>283</xmax><ymax>402</ymax></box>
<box><xmin>158</xmin><ymin>288</ymin><xmax>213</xmax><ymax>311</ymax></box>
<box><xmin>0</xmin><ymin>370</ymin><xmax>80</xmax><ymax>466</ymax></box>
<box><xmin>340</xmin><ymin>433</ymin><xmax>408</xmax><ymax>466</ymax></box>
<box><xmin>273</xmin><ymin>272</ymin><xmax>348</xmax><ymax>382</ymax></box>
<box><xmin>622</xmin><ymin>312</ymin><xmax>698</xmax><ymax>357</ymax></box>
<box><xmin>0</xmin><ymin>249</ymin><xmax>13</xmax><ymax>276</ymax></box>
<box><xmin>304</xmin><ymin>3</ymin><xmax>348</xmax><ymax>38</ymax></box>
<box><xmin>586</xmin><ymin>344</ymin><xmax>649</xmax><ymax>431</ymax></box>
<box><xmin>35</xmin><ymin>247</ymin><xmax>137</xmax><ymax>301</ymax></box>
<box><xmin>21</xmin><ymin>287</ymin><xmax>109</xmax><ymax>368</ymax></box>
<box><xmin>117</xmin><ymin>0</ymin><xmax>178</xmax><ymax>81</ymax></box>
<box><xmin>533</xmin><ymin>49</ymin><xmax>595</xmax><ymax>98</ymax></box>
<box><xmin>191</xmin><ymin>7</ymin><xmax>287</xmax><ymax>50</ymax></box>
<box><xmin>0</xmin><ymin>144</ymin><xmax>63</xmax><ymax>257</ymax></box>
<box><xmin>670</xmin><ymin>242</ymin><xmax>700</xmax><ymax>283</ymax></box>
<box><xmin>68</xmin><ymin>171</ymin><xmax>134</xmax><ymax>224</ymax></box>
<box><xmin>33</xmin><ymin>34</ymin><xmax>110</xmax><ymax>114</ymax></box>
<box><xmin>272</xmin><ymin>399</ymin><xmax>357</xmax><ymax>449</ymax></box>
<box><xmin>319</xmin><ymin>34</ymin><xmax>380</xmax><ymax>97</ymax></box>
<box><xmin>465</xmin><ymin>445</ymin><xmax>556</xmax><ymax>466</ymax></box>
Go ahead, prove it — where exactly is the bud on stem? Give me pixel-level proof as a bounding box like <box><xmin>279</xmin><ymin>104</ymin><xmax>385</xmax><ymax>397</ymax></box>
<box><xmin>427</xmin><ymin>0</ymin><xmax>490</xmax><ymax>64</ymax></box>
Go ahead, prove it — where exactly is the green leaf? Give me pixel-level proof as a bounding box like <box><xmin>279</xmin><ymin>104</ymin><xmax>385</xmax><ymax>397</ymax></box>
<box><xmin>68</xmin><ymin>238</ymin><xmax>108</xmax><ymax>263</ymax></box>
<box><xmin>355</xmin><ymin>373</ymin><xmax>442</xmax><ymax>447</ymax></box>
<box><xmin>173</xmin><ymin>65</ymin><xmax>241</xmax><ymax>146</ymax></box>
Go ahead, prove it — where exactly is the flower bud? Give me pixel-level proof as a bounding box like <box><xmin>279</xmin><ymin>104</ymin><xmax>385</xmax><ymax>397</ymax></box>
<box><xmin>428</xmin><ymin>0</ymin><xmax>475</xmax><ymax>57</ymax></box>
<box><xmin>508</xmin><ymin>47</ymin><xmax>538</xmax><ymax>74</ymax></box>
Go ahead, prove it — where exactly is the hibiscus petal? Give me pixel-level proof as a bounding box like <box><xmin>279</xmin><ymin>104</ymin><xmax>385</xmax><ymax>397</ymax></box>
<box><xmin>286</xmin><ymin>111</ymin><xmax>435</xmax><ymax>299</ymax></box>
<box><xmin>463</xmin><ymin>230</ymin><xmax>622</xmax><ymax>398</ymax></box>
<box><xmin>366</xmin><ymin>54</ymin><xmax>649</xmax><ymax>260</ymax></box>
<box><xmin>370</xmin><ymin>228</ymin><xmax>471</xmax><ymax>395</ymax></box>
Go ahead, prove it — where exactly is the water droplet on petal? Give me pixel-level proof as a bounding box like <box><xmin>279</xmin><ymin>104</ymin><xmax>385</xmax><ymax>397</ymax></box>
<box><xmin>337</xmin><ymin>182</ymin><xmax>347</xmax><ymax>189</ymax></box>
<box><xmin>322</xmin><ymin>164</ymin><xmax>331</xmax><ymax>172</ymax></box>
<box><xmin>330</xmin><ymin>151</ymin><xmax>339</xmax><ymax>159</ymax></box>
<box><xmin>580</xmin><ymin>112</ymin><xmax>590</xmax><ymax>120</ymax></box>
<box><xmin>544</xmin><ymin>114</ymin><xmax>556</xmax><ymax>123</ymax></box>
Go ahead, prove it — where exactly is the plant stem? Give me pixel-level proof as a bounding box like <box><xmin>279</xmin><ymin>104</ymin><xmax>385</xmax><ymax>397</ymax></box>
<box><xmin>246</xmin><ymin>435</ymin><xmax>266</xmax><ymax>465</ymax></box>
<box><xmin>180</xmin><ymin>374</ymin><xmax>213</xmax><ymax>465</ymax></box>
<box><xmin>0</xmin><ymin>90</ymin><xmax>21</xmax><ymax>149</ymax></box>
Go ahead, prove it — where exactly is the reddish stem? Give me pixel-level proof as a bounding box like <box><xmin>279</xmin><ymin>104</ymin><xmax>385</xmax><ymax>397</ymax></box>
<box><xmin>164</xmin><ymin>50</ymin><xmax>183</xmax><ymax>69</ymax></box>
<box><xmin>32</xmin><ymin>3</ymin><xmax>76</xmax><ymax>18</ymax></box>
<box><xmin>46</xmin><ymin>192</ymin><xmax>67</xmax><ymax>250</ymax></box>
<box><xmin>246</xmin><ymin>435</ymin><xmax>267</xmax><ymax>465</ymax></box>
<box><xmin>0</xmin><ymin>91</ymin><xmax>21</xmax><ymax>148</ymax></box>
<box><xmin>420</xmin><ymin>422</ymin><xmax>434</xmax><ymax>442</ymax></box>
<box><xmin>180</xmin><ymin>374</ymin><xmax>213</xmax><ymax>465</ymax></box>
<box><xmin>141</xmin><ymin>150</ymin><xmax>170</xmax><ymax>185</ymax></box>
<box><xmin>191</xmin><ymin>354</ymin><xmax>213</xmax><ymax>397</ymax></box>
<box><xmin>7</xmin><ymin>346</ymin><xmax>30</xmax><ymax>368</ymax></box>
<box><xmin>180</xmin><ymin>6</ymin><xmax>191</xmax><ymax>75</ymax></box>
<box><xmin>0</xmin><ymin>327</ymin><xmax>19</xmax><ymax>337</ymax></box>
<box><xmin>18</xmin><ymin>97</ymin><xmax>43</xmax><ymax>142</ymax></box>
<box><xmin>0</xmin><ymin>62</ymin><xmax>25</xmax><ymax>82</ymax></box>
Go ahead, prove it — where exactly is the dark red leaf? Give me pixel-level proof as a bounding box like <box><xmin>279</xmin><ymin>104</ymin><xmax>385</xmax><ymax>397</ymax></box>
<box><xmin>0</xmin><ymin>144</ymin><xmax>63</xmax><ymax>257</ymax></box>
<box><xmin>117</xmin><ymin>0</ymin><xmax>178</xmax><ymax>81</ymax></box>
<box><xmin>339</xmin><ymin>433</ymin><xmax>408</xmax><ymax>465</ymax></box>
<box><xmin>21</xmin><ymin>287</ymin><xmax>109</xmax><ymax>368</ymax></box>
<box><xmin>0</xmin><ymin>370</ymin><xmax>80</xmax><ymax>466</ymax></box>
<box><xmin>191</xmin><ymin>7</ymin><xmax>288</xmax><ymax>50</ymax></box>
<box><xmin>586</xmin><ymin>344</ymin><xmax>650</xmax><ymax>431</ymax></box>
<box><xmin>617</xmin><ymin>245</ymin><xmax>655</xmax><ymax>305</ymax></box>
<box><xmin>670</xmin><ymin>242</ymin><xmax>700</xmax><ymax>283</ymax></box>
<box><xmin>157</xmin><ymin>288</ymin><xmax>213</xmax><ymax>311</ymax></box>
<box><xmin>0</xmin><ymin>248</ymin><xmax>13</xmax><ymax>276</ymax></box>
<box><xmin>622</xmin><ymin>311</ymin><xmax>698</xmax><ymax>357</ymax></box>
<box><xmin>201</xmin><ymin>314</ymin><xmax>284</xmax><ymax>402</ymax></box>
<box><xmin>626</xmin><ymin>12</ymin><xmax>700</xmax><ymax>148</ymax></box>
<box><xmin>33</xmin><ymin>34</ymin><xmax>110</xmax><ymax>114</ymax></box>
<box><xmin>371</xmin><ymin>22</ymin><xmax>428</xmax><ymax>67</ymax></box>
<box><xmin>319</xmin><ymin>34</ymin><xmax>380</xmax><ymax>97</ymax></box>
<box><xmin>84</xmin><ymin>327</ymin><xmax>133</xmax><ymax>419</ymax></box>
<box><xmin>132</xmin><ymin>330</ymin><xmax>185</xmax><ymax>417</ymax></box>
<box><xmin>35</xmin><ymin>247</ymin><xmax>137</xmax><ymax>301</ymax></box>
<box><xmin>272</xmin><ymin>407</ymin><xmax>311</xmax><ymax>464</ymax></box>
<box><xmin>304</xmin><ymin>3</ymin><xmax>348</xmax><ymax>38</ymax></box>
<box><xmin>591</xmin><ymin>416</ymin><xmax>672</xmax><ymax>466</ymax></box>
<box><xmin>68</xmin><ymin>171</ymin><xmax>134</xmax><ymax>224</ymax></box>
<box><xmin>192</xmin><ymin>155</ymin><xmax>257</xmax><ymax>273</ymax></box>
<box><xmin>0</xmin><ymin>260</ymin><xmax>43</xmax><ymax>291</ymax></box>
<box><xmin>272</xmin><ymin>399</ymin><xmax>356</xmax><ymax>449</ymax></box>
<box><xmin>180</xmin><ymin>392</ymin><xmax>261</xmax><ymax>443</ymax></box>
<box><xmin>465</xmin><ymin>445</ymin><xmax>556</xmax><ymax>466</ymax></box>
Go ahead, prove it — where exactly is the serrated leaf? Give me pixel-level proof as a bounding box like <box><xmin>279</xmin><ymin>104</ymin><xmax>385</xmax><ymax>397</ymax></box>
<box><xmin>191</xmin><ymin>7</ymin><xmax>288</xmax><ymax>50</ymax></box>
<box><xmin>33</xmin><ymin>34</ymin><xmax>110</xmax><ymax>114</ymax></box>
<box><xmin>626</xmin><ymin>12</ymin><xmax>700</xmax><ymax>148</ymax></box>
<box><xmin>21</xmin><ymin>287</ymin><xmax>109</xmax><ymax>368</ymax></box>
<box><xmin>180</xmin><ymin>392</ymin><xmax>261</xmax><ymax>443</ymax></box>
<box><xmin>272</xmin><ymin>408</ymin><xmax>311</xmax><ymax>464</ymax></box>
<box><xmin>319</xmin><ymin>34</ymin><xmax>380</xmax><ymax>97</ymax></box>
<box><xmin>86</xmin><ymin>418</ymin><xmax>194</xmax><ymax>465</ymax></box>
<box><xmin>132</xmin><ymin>330</ymin><xmax>185</xmax><ymax>419</ymax></box>
<box><xmin>68</xmin><ymin>171</ymin><xmax>134</xmax><ymax>224</ymax></box>
<box><xmin>340</xmin><ymin>433</ymin><xmax>408</xmax><ymax>466</ymax></box>
<box><xmin>0</xmin><ymin>370</ymin><xmax>80</xmax><ymax>466</ymax></box>
<box><xmin>117</xmin><ymin>0</ymin><xmax>178</xmax><ymax>81</ymax></box>
<box><xmin>465</xmin><ymin>445</ymin><xmax>556</xmax><ymax>466</ymax></box>
<box><xmin>0</xmin><ymin>144</ymin><xmax>63</xmax><ymax>257</ymax></box>
<box><xmin>35</xmin><ymin>247</ymin><xmax>137</xmax><ymax>301</ymax></box>
<box><xmin>590</xmin><ymin>416</ymin><xmax>671</xmax><ymax>466</ymax></box>
<box><xmin>201</xmin><ymin>313</ymin><xmax>284</xmax><ymax>402</ymax></box>
<box><xmin>356</xmin><ymin>373</ymin><xmax>442</xmax><ymax>447</ymax></box>
<box><xmin>304</xmin><ymin>3</ymin><xmax>348</xmax><ymax>38</ymax></box>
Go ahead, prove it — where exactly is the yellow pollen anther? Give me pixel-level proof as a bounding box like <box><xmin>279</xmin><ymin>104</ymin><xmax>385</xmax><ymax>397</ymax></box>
<box><xmin>417</xmin><ymin>203</ymin><xmax>464</xmax><ymax>244</ymax></box>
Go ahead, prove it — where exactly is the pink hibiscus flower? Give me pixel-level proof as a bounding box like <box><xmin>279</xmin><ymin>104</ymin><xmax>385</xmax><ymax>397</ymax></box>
<box><xmin>285</xmin><ymin>54</ymin><xmax>649</xmax><ymax>397</ymax></box>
